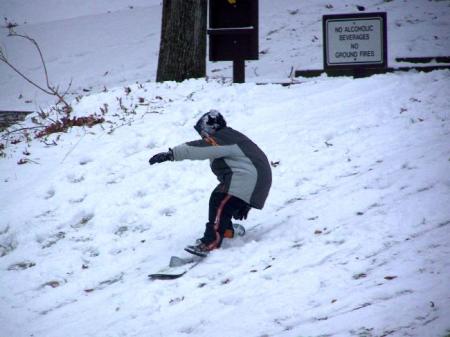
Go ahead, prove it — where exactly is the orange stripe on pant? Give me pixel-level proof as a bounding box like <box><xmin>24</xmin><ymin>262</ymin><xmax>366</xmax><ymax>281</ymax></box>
<box><xmin>207</xmin><ymin>194</ymin><xmax>232</xmax><ymax>250</ymax></box>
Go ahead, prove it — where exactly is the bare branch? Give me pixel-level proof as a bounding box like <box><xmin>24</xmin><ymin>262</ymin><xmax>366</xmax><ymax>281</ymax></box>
<box><xmin>1</xmin><ymin>126</ymin><xmax>45</xmax><ymax>140</ymax></box>
<box><xmin>61</xmin><ymin>79</ymin><xmax>73</xmax><ymax>97</ymax></box>
<box><xmin>0</xmin><ymin>29</ymin><xmax>73</xmax><ymax>114</ymax></box>
<box><xmin>0</xmin><ymin>48</ymin><xmax>53</xmax><ymax>94</ymax></box>
<box><xmin>8</xmin><ymin>31</ymin><xmax>52</xmax><ymax>89</ymax></box>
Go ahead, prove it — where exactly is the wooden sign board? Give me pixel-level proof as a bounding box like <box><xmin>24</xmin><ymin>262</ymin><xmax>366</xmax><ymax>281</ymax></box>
<box><xmin>208</xmin><ymin>0</ymin><xmax>259</xmax><ymax>61</ymax></box>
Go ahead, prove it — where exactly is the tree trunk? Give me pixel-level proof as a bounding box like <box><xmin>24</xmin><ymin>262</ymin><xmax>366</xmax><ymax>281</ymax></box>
<box><xmin>156</xmin><ymin>0</ymin><xmax>207</xmax><ymax>82</ymax></box>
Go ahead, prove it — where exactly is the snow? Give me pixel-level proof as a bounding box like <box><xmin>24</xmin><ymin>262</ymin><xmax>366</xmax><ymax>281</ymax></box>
<box><xmin>1</xmin><ymin>1</ymin><xmax>450</xmax><ymax>337</ymax></box>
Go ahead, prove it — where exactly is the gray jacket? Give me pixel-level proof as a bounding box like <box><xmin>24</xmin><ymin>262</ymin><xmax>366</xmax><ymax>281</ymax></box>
<box><xmin>172</xmin><ymin>127</ymin><xmax>272</xmax><ymax>209</ymax></box>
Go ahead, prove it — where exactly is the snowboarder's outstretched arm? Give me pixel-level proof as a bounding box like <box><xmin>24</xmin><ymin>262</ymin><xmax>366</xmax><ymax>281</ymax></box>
<box><xmin>171</xmin><ymin>138</ymin><xmax>239</xmax><ymax>161</ymax></box>
<box><xmin>149</xmin><ymin>138</ymin><xmax>237</xmax><ymax>164</ymax></box>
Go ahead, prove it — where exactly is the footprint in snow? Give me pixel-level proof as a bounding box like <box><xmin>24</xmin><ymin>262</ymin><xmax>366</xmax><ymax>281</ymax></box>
<box><xmin>82</xmin><ymin>247</ymin><xmax>100</xmax><ymax>258</ymax></box>
<box><xmin>67</xmin><ymin>173</ymin><xmax>85</xmax><ymax>184</ymax></box>
<box><xmin>69</xmin><ymin>194</ymin><xmax>86</xmax><ymax>204</ymax></box>
<box><xmin>70</xmin><ymin>211</ymin><xmax>94</xmax><ymax>229</ymax></box>
<box><xmin>105</xmin><ymin>173</ymin><xmax>125</xmax><ymax>185</ymax></box>
<box><xmin>0</xmin><ymin>233</ymin><xmax>18</xmax><ymax>257</ymax></box>
<box><xmin>160</xmin><ymin>207</ymin><xmax>176</xmax><ymax>216</ymax></box>
<box><xmin>40</xmin><ymin>231</ymin><xmax>66</xmax><ymax>249</ymax></box>
<box><xmin>114</xmin><ymin>226</ymin><xmax>128</xmax><ymax>236</ymax></box>
<box><xmin>134</xmin><ymin>189</ymin><xmax>148</xmax><ymax>198</ymax></box>
<box><xmin>7</xmin><ymin>260</ymin><xmax>36</xmax><ymax>270</ymax></box>
<box><xmin>44</xmin><ymin>188</ymin><xmax>55</xmax><ymax>200</ymax></box>
<box><xmin>79</xmin><ymin>156</ymin><xmax>93</xmax><ymax>166</ymax></box>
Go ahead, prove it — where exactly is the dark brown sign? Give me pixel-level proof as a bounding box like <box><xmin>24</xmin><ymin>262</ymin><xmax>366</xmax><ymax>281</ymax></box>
<box><xmin>208</xmin><ymin>0</ymin><xmax>259</xmax><ymax>62</ymax></box>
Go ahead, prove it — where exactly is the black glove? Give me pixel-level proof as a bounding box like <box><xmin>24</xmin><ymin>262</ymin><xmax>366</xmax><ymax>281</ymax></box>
<box><xmin>232</xmin><ymin>204</ymin><xmax>251</xmax><ymax>220</ymax></box>
<box><xmin>149</xmin><ymin>150</ymin><xmax>174</xmax><ymax>165</ymax></box>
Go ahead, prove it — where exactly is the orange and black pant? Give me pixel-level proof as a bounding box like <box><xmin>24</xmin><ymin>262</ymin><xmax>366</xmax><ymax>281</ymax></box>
<box><xmin>201</xmin><ymin>190</ymin><xmax>248</xmax><ymax>250</ymax></box>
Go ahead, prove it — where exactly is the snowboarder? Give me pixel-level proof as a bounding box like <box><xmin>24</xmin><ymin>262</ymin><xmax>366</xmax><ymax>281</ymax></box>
<box><xmin>149</xmin><ymin>110</ymin><xmax>272</xmax><ymax>257</ymax></box>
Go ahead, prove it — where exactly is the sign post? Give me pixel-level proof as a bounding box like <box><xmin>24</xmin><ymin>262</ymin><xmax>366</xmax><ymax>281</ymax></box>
<box><xmin>323</xmin><ymin>12</ymin><xmax>387</xmax><ymax>76</ymax></box>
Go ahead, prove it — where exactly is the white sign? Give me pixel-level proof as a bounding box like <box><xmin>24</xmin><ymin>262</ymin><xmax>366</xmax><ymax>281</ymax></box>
<box><xmin>325</xmin><ymin>17</ymin><xmax>384</xmax><ymax>66</ymax></box>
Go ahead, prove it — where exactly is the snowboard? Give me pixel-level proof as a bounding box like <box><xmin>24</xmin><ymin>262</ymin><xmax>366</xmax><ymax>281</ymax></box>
<box><xmin>148</xmin><ymin>256</ymin><xmax>203</xmax><ymax>280</ymax></box>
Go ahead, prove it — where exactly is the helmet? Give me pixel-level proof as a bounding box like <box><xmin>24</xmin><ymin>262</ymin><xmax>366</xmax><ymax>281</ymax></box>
<box><xmin>194</xmin><ymin>110</ymin><xmax>227</xmax><ymax>136</ymax></box>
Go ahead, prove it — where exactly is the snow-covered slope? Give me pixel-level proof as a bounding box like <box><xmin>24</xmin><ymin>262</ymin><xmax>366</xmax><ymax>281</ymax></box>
<box><xmin>2</xmin><ymin>71</ymin><xmax>450</xmax><ymax>337</ymax></box>
<box><xmin>1</xmin><ymin>1</ymin><xmax>450</xmax><ymax>337</ymax></box>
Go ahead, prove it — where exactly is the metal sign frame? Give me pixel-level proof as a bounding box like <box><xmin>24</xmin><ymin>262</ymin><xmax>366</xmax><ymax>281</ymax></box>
<box><xmin>323</xmin><ymin>12</ymin><xmax>387</xmax><ymax>70</ymax></box>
